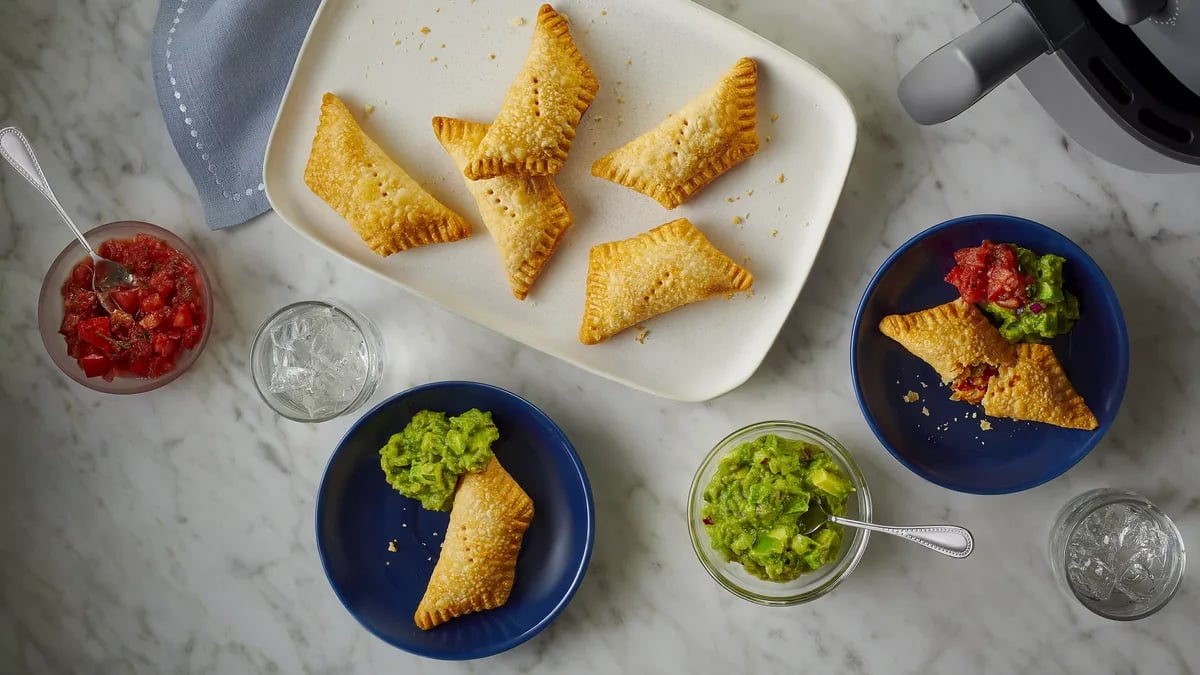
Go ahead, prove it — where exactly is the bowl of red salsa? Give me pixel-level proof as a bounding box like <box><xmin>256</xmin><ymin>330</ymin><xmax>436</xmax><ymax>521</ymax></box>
<box><xmin>37</xmin><ymin>221</ymin><xmax>213</xmax><ymax>393</ymax></box>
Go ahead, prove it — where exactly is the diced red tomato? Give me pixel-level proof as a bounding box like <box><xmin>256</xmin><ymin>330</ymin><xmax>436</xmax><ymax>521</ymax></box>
<box><xmin>180</xmin><ymin>325</ymin><xmax>202</xmax><ymax>349</ymax></box>
<box><xmin>70</xmin><ymin>261</ymin><xmax>94</xmax><ymax>286</ymax></box>
<box><xmin>945</xmin><ymin>241</ymin><xmax>1033</xmax><ymax>308</ymax></box>
<box><xmin>147</xmin><ymin>356</ymin><xmax>175</xmax><ymax>378</ymax></box>
<box><xmin>152</xmin><ymin>333</ymin><xmax>178</xmax><ymax>358</ymax></box>
<box><xmin>64</xmin><ymin>288</ymin><xmax>99</xmax><ymax>314</ymax></box>
<box><xmin>65</xmin><ymin>335</ymin><xmax>86</xmax><ymax>359</ymax></box>
<box><xmin>60</xmin><ymin>312</ymin><xmax>82</xmax><ymax>337</ymax></box>
<box><xmin>171</xmin><ymin>305</ymin><xmax>193</xmax><ymax>328</ymax></box>
<box><xmin>149</xmin><ymin>269</ymin><xmax>175</xmax><ymax>295</ymax></box>
<box><xmin>140</xmin><ymin>292</ymin><xmax>164</xmax><ymax>312</ymax></box>
<box><xmin>944</xmin><ymin>265</ymin><xmax>985</xmax><ymax>304</ymax></box>
<box><xmin>139</xmin><ymin>312</ymin><xmax>161</xmax><ymax>330</ymax></box>
<box><xmin>129</xmin><ymin>332</ymin><xmax>153</xmax><ymax>362</ymax></box>
<box><xmin>111</xmin><ymin>288</ymin><xmax>141</xmax><ymax>313</ymax></box>
<box><xmin>76</xmin><ymin>316</ymin><xmax>112</xmax><ymax>349</ymax></box>
<box><xmin>953</xmin><ymin>245</ymin><xmax>988</xmax><ymax>268</ymax></box>
<box><xmin>78</xmin><ymin>353</ymin><xmax>111</xmax><ymax>378</ymax></box>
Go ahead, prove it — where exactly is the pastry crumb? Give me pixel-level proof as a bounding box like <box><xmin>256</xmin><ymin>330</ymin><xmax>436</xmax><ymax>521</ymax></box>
<box><xmin>921</xmin><ymin>407</ymin><xmax>930</xmax><ymax>417</ymax></box>
<box><xmin>742</xmin><ymin>255</ymin><xmax>752</xmax><ymax>264</ymax></box>
<box><xmin>770</xmin><ymin>112</ymin><xmax>779</xmax><ymax>122</ymax></box>
<box><xmin>489</xmin><ymin>53</ymin><xmax>496</xmax><ymax>60</ymax></box>
<box><xmin>627</xmin><ymin>57</ymin><xmax>633</xmax><ymax>65</ymax></box>
<box><xmin>980</xmin><ymin>420</ymin><xmax>993</xmax><ymax>431</ymax></box>
<box><xmin>363</xmin><ymin>104</ymin><xmax>375</xmax><ymax>115</ymax></box>
<box><xmin>601</xmin><ymin>9</ymin><xmax>607</xmax><ymax>15</ymax></box>
<box><xmin>635</xmin><ymin>325</ymin><xmax>649</xmax><ymax>343</ymax></box>
<box><xmin>393</xmin><ymin>39</ymin><xmax>401</xmax><ymax>45</ymax></box>
<box><xmin>776</xmin><ymin>173</ymin><xmax>786</xmax><ymax>184</ymax></box>
<box><xmin>387</xmin><ymin>540</ymin><xmax>397</xmax><ymax>552</ymax></box>
<box><xmin>746</xmin><ymin>189</ymin><xmax>754</xmax><ymax>197</ymax></box>
<box><xmin>419</xmin><ymin>25</ymin><xmax>430</xmax><ymax>33</ymax></box>
<box><xmin>617</xmin><ymin>96</ymin><xmax>625</xmax><ymax>104</ymax></box>
<box><xmin>440</xmin><ymin>43</ymin><xmax>446</xmax><ymax>48</ymax></box>
<box><xmin>509</xmin><ymin>16</ymin><xmax>525</xmax><ymax>26</ymax></box>
<box><xmin>765</xmin><ymin>135</ymin><xmax>772</xmax><ymax>143</ymax></box>
<box><xmin>731</xmin><ymin>215</ymin><xmax>742</xmax><ymax>225</ymax></box>
<box><xmin>429</xmin><ymin>56</ymin><xmax>438</xmax><ymax>63</ymax></box>
<box><xmin>770</xmin><ymin>229</ymin><xmax>778</xmax><ymax>238</ymax></box>
<box><xmin>902</xmin><ymin>390</ymin><xmax>920</xmax><ymax>403</ymax></box>
<box><xmin>920</xmin><ymin>381</ymin><xmax>928</xmax><ymax>388</ymax></box>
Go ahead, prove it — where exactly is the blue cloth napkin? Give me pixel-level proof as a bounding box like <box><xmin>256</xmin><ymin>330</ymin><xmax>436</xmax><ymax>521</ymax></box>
<box><xmin>151</xmin><ymin>0</ymin><xmax>321</xmax><ymax>229</ymax></box>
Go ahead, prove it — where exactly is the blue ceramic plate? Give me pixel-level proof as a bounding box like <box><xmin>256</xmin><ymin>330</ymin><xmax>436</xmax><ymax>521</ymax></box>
<box><xmin>851</xmin><ymin>215</ymin><xmax>1129</xmax><ymax>494</ymax></box>
<box><xmin>316</xmin><ymin>382</ymin><xmax>594</xmax><ymax>659</ymax></box>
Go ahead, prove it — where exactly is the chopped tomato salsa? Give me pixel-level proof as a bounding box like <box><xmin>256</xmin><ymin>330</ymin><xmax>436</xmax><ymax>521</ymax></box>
<box><xmin>60</xmin><ymin>233</ymin><xmax>205</xmax><ymax>381</ymax></box>
<box><xmin>944</xmin><ymin>241</ymin><xmax>1035</xmax><ymax>309</ymax></box>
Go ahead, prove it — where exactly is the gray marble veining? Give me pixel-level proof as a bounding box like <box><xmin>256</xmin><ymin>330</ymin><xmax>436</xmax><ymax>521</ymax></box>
<box><xmin>1</xmin><ymin>0</ymin><xmax>1197</xmax><ymax>673</ymax></box>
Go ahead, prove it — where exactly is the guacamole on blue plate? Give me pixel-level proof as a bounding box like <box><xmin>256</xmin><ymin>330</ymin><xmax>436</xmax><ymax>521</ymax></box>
<box><xmin>983</xmin><ymin>246</ymin><xmax>1080</xmax><ymax>342</ymax></box>
<box><xmin>379</xmin><ymin>408</ymin><xmax>499</xmax><ymax>511</ymax></box>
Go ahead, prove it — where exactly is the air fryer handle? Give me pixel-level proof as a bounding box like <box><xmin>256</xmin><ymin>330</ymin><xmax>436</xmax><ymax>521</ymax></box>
<box><xmin>899</xmin><ymin>3</ymin><xmax>1050</xmax><ymax>125</ymax></box>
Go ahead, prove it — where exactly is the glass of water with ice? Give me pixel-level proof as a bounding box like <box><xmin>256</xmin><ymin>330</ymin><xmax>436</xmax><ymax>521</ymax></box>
<box><xmin>1050</xmin><ymin>488</ymin><xmax>1185</xmax><ymax>621</ymax></box>
<box><xmin>250</xmin><ymin>300</ymin><xmax>384</xmax><ymax>423</ymax></box>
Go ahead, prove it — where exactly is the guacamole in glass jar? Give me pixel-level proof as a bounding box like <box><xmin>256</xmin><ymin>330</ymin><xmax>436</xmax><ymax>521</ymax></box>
<box><xmin>701</xmin><ymin>434</ymin><xmax>855</xmax><ymax>581</ymax></box>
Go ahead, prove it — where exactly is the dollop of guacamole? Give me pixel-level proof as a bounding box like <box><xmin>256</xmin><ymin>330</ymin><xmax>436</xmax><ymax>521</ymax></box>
<box><xmin>983</xmin><ymin>246</ymin><xmax>1080</xmax><ymax>342</ymax></box>
<box><xmin>701</xmin><ymin>434</ymin><xmax>855</xmax><ymax>581</ymax></box>
<box><xmin>378</xmin><ymin>408</ymin><xmax>499</xmax><ymax>511</ymax></box>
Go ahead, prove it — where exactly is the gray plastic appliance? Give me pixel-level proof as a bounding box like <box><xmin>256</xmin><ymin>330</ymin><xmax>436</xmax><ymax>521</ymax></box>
<box><xmin>899</xmin><ymin>0</ymin><xmax>1200</xmax><ymax>173</ymax></box>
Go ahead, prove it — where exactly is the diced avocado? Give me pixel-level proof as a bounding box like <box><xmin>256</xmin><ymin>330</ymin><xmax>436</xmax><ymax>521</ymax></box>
<box><xmin>809</xmin><ymin>467</ymin><xmax>855</xmax><ymax>501</ymax></box>
<box><xmin>783</xmin><ymin>494</ymin><xmax>811</xmax><ymax>514</ymax></box>
<box><xmin>751</xmin><ymin>535</ymin><xmax>781</xmax><ymax>555</ymax></box>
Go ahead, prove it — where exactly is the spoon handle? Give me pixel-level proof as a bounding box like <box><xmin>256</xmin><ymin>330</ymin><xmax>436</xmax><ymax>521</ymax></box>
<box><xmin>0</xmin><ymin>126</ymin><xmax>96</xmax><ymax>256</ymax></box>
<box><xmin>829</xmin><ymin>515</ymin><xmax>974</xmax><ymax>558</ymax></box>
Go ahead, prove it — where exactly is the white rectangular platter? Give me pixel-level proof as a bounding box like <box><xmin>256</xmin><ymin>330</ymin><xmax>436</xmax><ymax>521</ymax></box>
<box><xmin>264</xmin><ymin>0</ymin><xmax>856</xmax><ymax>402</ymax></box>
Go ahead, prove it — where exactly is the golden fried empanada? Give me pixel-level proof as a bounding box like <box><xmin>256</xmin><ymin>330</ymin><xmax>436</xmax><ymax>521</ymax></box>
<box><xmin>579</xmin><ymin>218</ymin><xmax>752</xmax><ymax>345</ymax></box>
<box><xmin>982</xmin><ymin>343</ymin><xmax>1098</xmax><ymax>430</ymax></box>
<box><xmin>591</xmin><ymin>58</ymin><xmax>759</xmax><ymax>209</ymax></box>
<box><xmin>879</xmin><ymin>300</ymin><xmax>1016</xmax><ymax>383</ymax></box>
<box><xmin>304</xmin><ymin>93</ymin><xmax>470</xmax><ymax>256</ymax></box>
<box><xmin>414</xmin><ymin>457</ymin><xmax>534</xmax><ymax>630</ymax></box>
<box><xmin>432</xmin><ymin>116</ymin><xmax>573</xmax><ymax>300</ymax></box>
<box><xmin>464</xmin><ymin>5</ymin><xmax>599</xmax><ymax>180</ymax></box>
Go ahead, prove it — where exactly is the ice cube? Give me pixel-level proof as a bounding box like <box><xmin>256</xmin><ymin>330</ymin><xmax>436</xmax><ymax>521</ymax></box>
<box><xmin>1114</xmin><ymin>551</ymin><xmax>1160</xmax><ymax>602</ymax></box>
<box><xmin>269</xmin><ymin>366</ymin><xmax>314</xmax><ymax>394</ymax></box>
<box><xmin>1067</xmin><ymin>556</ymin><xmax>1118</xmax><ymax>602</ymax></box>
<box><xmin>1082</xmin><ymin>504</ymin><xmax>1129</xmax><ymax>552</ymax></box>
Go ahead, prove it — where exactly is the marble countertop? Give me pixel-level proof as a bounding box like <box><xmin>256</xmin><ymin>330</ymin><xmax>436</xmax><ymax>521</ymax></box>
<box><xmin>2</xmin><ymin>0</ymin><xmax>1198</xmax><ymax>672</ymax></box>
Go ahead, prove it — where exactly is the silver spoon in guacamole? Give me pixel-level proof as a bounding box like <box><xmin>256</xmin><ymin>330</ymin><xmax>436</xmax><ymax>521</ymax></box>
<box><xmin>798</xmin><ymin>503</ymin><xmax>974</xmax><ymax>558</ymax></box>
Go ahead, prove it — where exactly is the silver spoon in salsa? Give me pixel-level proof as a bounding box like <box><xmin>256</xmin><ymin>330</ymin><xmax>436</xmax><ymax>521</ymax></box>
<box><xmin>0</xmin><ymin>126</ymin><xmax>133</xmax><ymax>313</ymax></box>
